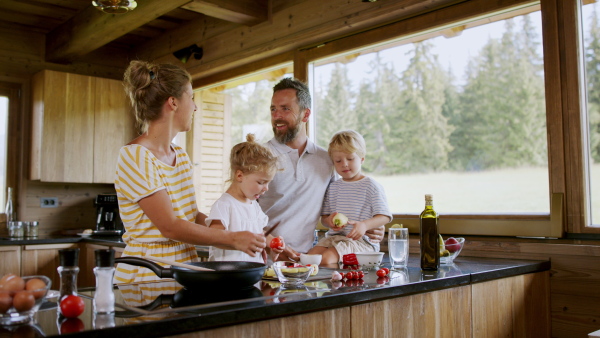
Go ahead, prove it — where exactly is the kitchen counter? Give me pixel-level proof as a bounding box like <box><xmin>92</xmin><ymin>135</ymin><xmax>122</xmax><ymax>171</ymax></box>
<box><xmin>0</xmin><ymin>256</ymin><xmax>550</xmax><ymax>337</ymax></box>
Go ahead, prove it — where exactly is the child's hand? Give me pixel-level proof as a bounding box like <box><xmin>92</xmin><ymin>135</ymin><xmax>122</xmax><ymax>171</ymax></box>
<box><xmin>327</xmin><ymin>213</ymin><xmax>346</xmax><ymax>231</ymax></box>
<box><xmin>268</xmin><ymin>236</ymin><xmax>285</xmax><ymax>261</ymax></box>
<box><xmin>346</xmin><ymin>221</ymin><xmax>367</xmax><ymax>240</ymax></box>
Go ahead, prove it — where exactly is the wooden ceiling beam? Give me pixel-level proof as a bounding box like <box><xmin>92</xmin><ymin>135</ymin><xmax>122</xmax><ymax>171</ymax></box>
<box><xmin>181</xmin><ymin>0</ymin><xmax>269</xmax><ymax>25</ymax></box>
<box><xmin>45</xmin><ymin>0</ymin><xmax>191</xmax><ymax>63</ymax></box>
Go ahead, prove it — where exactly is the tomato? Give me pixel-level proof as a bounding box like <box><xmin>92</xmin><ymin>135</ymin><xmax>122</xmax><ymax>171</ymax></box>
<box><xmin>376</xmin><ymin>276</ymin><xmax>387</xmax><ymax>284</ymax></box>
<box><xmin>376</xmin><ymin>269</ymin><xmax>387</xmax><ymax>277</ymax></box>
<box><xmin>346</xmin><ymin>271</ymin><xmax>356</xmax><ymax>280</ymax></box>
<box><xmin>356</xmin><ymin>271</ymin><xmax>365</xmax><ymax>279</ymax></box>
<box><xmin>382</xmin><ymin>268</ymin><xmax>390</xmax><ymax>275</ymax></box>
<box><xmin>339</xmin><ymin>272</ymin><xmax>345</xmax><ymax>280</ymax></box>
<box><xmin>269</xmin><ymin>237</ymin><xmax>283</xmax><ymax>249</ymax></box>
<box><xmin>60</xmin><ymin>295</ymin><xmax>85</xmax><ymax>318</ymax></box>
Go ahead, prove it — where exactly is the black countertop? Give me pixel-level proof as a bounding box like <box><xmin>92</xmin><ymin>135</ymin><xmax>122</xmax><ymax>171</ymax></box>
<box><xmin>0</xmin><ymin>256</ymin><xmax>550</xmax><ymax>337</ymax></box>
<box><xmin>0</xmin><ymin>234</ymin><xmax>124</xmax><ymax>246</ymax></box>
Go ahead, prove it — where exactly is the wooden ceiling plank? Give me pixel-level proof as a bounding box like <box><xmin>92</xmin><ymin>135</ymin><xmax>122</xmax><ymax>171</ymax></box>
<box><xmin>182</xmin><ymin>0</ymin><xmax>268</xmax><ymax>25</ymax></box>
<box><xmin>0</xmin><ymin>0</ymin><xmax>76</xmax><ymax>22</ymax></box>
<box><xmin>45</xmin><ymin>0</ymin><xmax>192</xmax><ymax>63</ymax></box>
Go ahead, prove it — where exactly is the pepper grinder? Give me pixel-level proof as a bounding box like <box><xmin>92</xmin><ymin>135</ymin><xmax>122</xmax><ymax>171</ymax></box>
<box><xmin>93</xmin><ymin>249</ymin><xmax>115</xmax><ymax>314</ymax></box>
<box><xmin>57</xmin><ymin>248</ymin><xmax>80</xmax><ymax>303</ymax></box>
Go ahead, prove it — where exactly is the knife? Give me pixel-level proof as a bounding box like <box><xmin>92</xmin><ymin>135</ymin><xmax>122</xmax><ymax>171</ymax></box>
<box><xmin>264</xmin><ymin>222</ymin><xmax>281</xmax><ymax>237</ymax></box>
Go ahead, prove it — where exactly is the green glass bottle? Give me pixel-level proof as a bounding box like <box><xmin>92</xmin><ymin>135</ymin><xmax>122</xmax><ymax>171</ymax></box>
<box><xmin>420</xmin><ymin>194</ymin><xmax>439</xmax><ymax>270</ymax></box>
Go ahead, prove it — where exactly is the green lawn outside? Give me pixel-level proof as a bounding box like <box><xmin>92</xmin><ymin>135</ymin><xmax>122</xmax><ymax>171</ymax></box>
<box><xmin>370</xmin><ymin>164</ymin><xmax>600</xmax><ymax>225</ymax></box>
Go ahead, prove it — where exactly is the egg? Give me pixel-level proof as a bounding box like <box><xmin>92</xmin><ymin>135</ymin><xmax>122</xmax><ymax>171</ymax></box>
<box><xmin>12</xmin><ymin>291</ymin><xmax>35</xmax><ymax>312</ymax></box>
<box><xmin>0</xmin><ymin>274</ymin><xmax>25</xmax><ymax>294</ymax></box>
<box><xmin>0</xmin><ymin>291</ymin><xmax>12</xmax><ymax>313</ymax></box>
<box><xmin>25</xmin><ymin>278</ymin><xmax>47</xmax><ymax>299</ymax></box>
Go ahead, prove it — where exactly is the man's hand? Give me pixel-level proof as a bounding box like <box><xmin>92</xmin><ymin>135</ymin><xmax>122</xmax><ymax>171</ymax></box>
<box><xmin>276</xmin><ymin>245</ymin><xmax>300</xmax><ymax>262</ymax></box>
<box><xmin>365</xmin><ymin>226</ymin><xmax>385</xmax><ymax>243</ymax></box>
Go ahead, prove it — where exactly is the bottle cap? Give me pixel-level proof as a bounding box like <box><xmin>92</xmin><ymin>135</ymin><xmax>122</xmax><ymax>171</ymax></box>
<box><xmin>95</xmin><ymin>249</ymin><xmax>115</xmax><ymax>267</ymax></box>
<box><xmin>59</xmin><ymin>248</ymin><xmax>80</xmax><ymax>267</ymax></box>
<box><xmin>425</xmin><ymin>194</ymin><xmax>433</xmax><ymax>200</ymax></box>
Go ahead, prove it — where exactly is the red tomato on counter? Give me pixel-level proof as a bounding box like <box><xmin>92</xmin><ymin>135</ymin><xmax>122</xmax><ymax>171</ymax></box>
<box><xmin>60</xmin><ymin>295</ymin><xmax>85</xmax><ymax>318</ymax></box>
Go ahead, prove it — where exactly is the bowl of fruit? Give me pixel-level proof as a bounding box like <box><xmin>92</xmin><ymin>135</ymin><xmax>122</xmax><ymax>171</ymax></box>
<box><xmin>272</xmin><ymin>261</ymin><xmax>315</xmax><ymax>286</ymax></box>
<box><xmin>0</xmin><ymin>274</ymin><xmax>51</xmax><ymax>325</ymax></box>
<box><xmin>440</xmin><ymin>236</ymin><xmax>465</xmax><ymax>264</ymax></box>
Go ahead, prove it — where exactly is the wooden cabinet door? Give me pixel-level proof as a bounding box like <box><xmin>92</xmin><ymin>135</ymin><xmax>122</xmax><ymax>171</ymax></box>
<box><xmin>93</xmin><ymin>77</ymin><xmax>136</xmax><ymax>183</ymax></box>
<box><xmin>21</xmin><ymin>244</ymin><xmax>78</xmax><ymax>290</ymax></box>
<box><xmin>0</xmin><ymin>246</ymin><xmax>21</xmax><ymax>277</ymax></box>
<box><xmin>39</xmin><ymin>70</ymin><xmax>95</xmax><ymax>183</ymax></box>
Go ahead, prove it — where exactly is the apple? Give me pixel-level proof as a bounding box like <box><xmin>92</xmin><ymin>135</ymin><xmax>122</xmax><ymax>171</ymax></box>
<box><xmin>445</xmin><ymin>237</ymin><xmax>461</xmax><ymax>253</ymax></box>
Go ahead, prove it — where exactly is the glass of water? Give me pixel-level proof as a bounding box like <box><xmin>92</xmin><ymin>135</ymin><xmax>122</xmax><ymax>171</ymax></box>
<box><xmin>388</xmin><ymin>228</ymin><xmax>409</xmax><ymax>267</ymax></box>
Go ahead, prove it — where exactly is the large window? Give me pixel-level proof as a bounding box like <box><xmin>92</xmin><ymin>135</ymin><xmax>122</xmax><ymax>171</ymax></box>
<box><xmin>0</xmin><ymin>96</ymin><xmax>7</xmax><ymax>210</ymax></box>
<box><xmin>581</xmin><ymin>1</ymin><xmax>600</xmax><ymax>226</ymax></box>
<box><xmin>311</xmin><ymin>8</ymin><xmax>549</xmax><ymax>216</ymax></box>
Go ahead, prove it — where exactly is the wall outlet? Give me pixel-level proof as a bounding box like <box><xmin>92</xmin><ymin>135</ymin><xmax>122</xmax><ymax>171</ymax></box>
<box><xmin>40</xmin><ymin>197</ymin><xmax>58</xmax><ymax>208</ymax></box>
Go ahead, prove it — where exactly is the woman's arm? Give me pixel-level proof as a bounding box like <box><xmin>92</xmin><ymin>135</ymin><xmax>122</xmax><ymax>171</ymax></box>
<box><xmin>138</xmin><ymin>190</ymin><xmax>265</xmax><ymax>256</ymax></box>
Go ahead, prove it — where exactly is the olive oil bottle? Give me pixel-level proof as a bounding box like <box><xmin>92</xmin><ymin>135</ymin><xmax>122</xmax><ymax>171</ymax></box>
<box><xmin>420</xmin><ymin>194</ymin><xmax>439</xmax><ymax>270</ymax></box>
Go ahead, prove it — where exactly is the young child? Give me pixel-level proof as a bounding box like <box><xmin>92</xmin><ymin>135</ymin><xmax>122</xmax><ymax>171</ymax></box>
<box><xmin>307</xmin><ymin>130</ymin><xmax>392</xmax><ymax>264</ymax></box>
<box><xmin>206</xmin><ymin>133</ymin><xmax>285</xmax><ymax>263</ymax></box>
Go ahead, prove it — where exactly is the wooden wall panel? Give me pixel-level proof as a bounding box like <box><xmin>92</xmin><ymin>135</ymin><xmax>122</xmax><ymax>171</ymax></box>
<box><xmin>175</xmin><ymin>307</ymin><xmax>351</xmax><ymax>338</ymax></box>
<box><xmin>472</xmin><ymin>271</ymin><xmax>551</xmax><ymax>338</ymax></box>
<box><xmin>22</xmin><ymin>180</ymin><xmax>114</xmax><ymax>236</ymax></box>
<box><xmin>352</xmin><ymin>286</ymin><xmax>471</xmax><ymax>337</ymax></box>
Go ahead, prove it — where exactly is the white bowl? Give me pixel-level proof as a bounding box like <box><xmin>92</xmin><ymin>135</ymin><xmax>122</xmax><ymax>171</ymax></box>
<box><xmin>354</xmin><ymin>252</ymin><xmax>384</xmax><ymax>269</ymax></box>
<box><xmin>300</xmin><ymin>253</ymin><xmax>322</xmax><ymax>265</ymax></box>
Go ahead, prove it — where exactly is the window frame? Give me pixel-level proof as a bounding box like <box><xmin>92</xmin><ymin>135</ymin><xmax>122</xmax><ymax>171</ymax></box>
<box><xmin>0</xmin><ymin>81</ymin><xmax>24</xmax><ymax>224</ymax></box>
<box><xmin>293</xmin><ymin>0</ymin><xmax>567</xmax><ymax>237</ymax></box>
<box><xmin>194</xmin><ymin>0</ymin><xmax>596</xmax><ymax>236</ymax></box>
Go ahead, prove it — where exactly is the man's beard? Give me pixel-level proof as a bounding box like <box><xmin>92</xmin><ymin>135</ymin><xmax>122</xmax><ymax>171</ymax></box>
<box><xmin>273</xmin><ymin>118</ymin><xmax>303</xmax><ymax>144</ymax></box>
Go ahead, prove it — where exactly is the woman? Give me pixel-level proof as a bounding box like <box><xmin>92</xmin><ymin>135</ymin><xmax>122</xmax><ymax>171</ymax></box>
<box><xmin>114</xmin><ymin>60</ymin><xmax>265</xmax><ymax>283</ymax></box>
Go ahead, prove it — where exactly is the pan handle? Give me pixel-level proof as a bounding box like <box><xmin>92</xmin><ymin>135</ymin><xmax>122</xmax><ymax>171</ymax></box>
<box><xmin>115</xmin><ymin>256</ymin><xmax>174</xmax><ymax>279</ymax></box>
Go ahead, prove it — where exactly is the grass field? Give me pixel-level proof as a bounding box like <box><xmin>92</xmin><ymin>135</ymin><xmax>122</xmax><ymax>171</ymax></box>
<box><xmin>371</xmin><ymin>164</ymin><xmax>600</xmax><ymax>223</ymax></box>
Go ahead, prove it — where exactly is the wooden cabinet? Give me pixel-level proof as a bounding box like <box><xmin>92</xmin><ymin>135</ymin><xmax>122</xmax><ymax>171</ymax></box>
<box><xmin>30</xmin><ymin>70</ymin><xmax>136</xmax><ymax>183</ymax></box>
<box><xmin>0</xmin><ymin>246</ymin><xmax>21</xmax><ymax>277</ymax></box>
<box><xmin>81</xmin><ymin>243</ymin><xmax>124</xmax><ymax>287</ymax></box>
<box><xmin>21</xmin><ymin>243</ymin><xmax>78</xmax><ymax>289</ymax></box>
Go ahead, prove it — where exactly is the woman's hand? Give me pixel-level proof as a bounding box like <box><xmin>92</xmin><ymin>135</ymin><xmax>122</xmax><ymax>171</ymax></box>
<box><xmin>230</xmin><ymin>231</ymin><xmax>266</xmax><ymax>257</ymax></box>
<box><xmin>365</xmin><ymin>226</ymin><xmax>385</xmax><ymax>243</ymax></box>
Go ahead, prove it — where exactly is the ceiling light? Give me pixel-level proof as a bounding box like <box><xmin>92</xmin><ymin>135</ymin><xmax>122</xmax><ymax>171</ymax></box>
<box><xmin>92</xmin><ymin>0</ymin><xmax>137</xmax><ymax>14</ymax></box>
<box><xmin>173</xmin><ymin>44</ymin><xmax>204</xmax><ymax>64</ymax></box>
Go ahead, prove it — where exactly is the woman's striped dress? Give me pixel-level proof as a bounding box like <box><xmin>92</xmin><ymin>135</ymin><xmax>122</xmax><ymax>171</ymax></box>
<box><xmin>114</xmin><ymin>144</ymin><xmax>199</xmax><ymax>284</ymax></box>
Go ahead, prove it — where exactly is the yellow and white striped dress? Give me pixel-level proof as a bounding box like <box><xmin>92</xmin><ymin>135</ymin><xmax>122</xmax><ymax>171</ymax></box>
<box><xmin>114</xmin><ymin>144</ymin><xmax>199</xmax><ymax>284</ymax></box>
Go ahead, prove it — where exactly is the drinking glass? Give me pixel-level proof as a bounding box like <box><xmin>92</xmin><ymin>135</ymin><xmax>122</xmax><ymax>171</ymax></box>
<box><xmin>388</xmin><ymin>228</ymin><xmax>409</xmax><ymax>267</ymax></box>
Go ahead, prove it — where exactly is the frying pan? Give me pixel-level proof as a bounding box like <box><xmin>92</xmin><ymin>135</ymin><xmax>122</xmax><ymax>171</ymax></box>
<box><xmin>115</xmin><ymin>257</ymin><xmax>266</xmax><ymax>290</ymax></box>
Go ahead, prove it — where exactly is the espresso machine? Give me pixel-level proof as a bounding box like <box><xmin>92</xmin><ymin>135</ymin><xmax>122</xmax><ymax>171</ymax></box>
<box><xmin>93</xmin><ymin>194</ymin><xmax>124</xmax><ymax>236</ymax></box>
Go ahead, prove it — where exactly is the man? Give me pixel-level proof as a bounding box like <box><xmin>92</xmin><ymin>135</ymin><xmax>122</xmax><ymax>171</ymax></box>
<box><xmin>259</xmin><ymin>78</ymin><xmax>384</xmax><ymax>261</ymax></box>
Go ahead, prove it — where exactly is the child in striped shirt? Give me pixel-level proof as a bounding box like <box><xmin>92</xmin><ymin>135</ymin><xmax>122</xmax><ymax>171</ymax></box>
<box><xmin>307</xmin><ymin>130</ymin><xmax>392</xmax><ymax>265</ymax></box>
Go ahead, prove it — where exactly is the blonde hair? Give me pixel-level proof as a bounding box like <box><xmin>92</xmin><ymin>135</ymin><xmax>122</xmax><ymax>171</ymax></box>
<box><xmin>228</xmin><ymin>134</ymin><xmax>278</xmax><ymax>182</ymax></box>
<box><xmin>328</xmin><ymin>130</ymin><xmax>367</xmax><ymax>158</ymax></box>
<box><xmin>123</xmin><ymin>60</ymin><xmax>192</xmax><ymax>133</ymax></box>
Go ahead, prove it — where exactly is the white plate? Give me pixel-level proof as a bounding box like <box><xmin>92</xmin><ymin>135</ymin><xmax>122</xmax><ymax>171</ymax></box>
<box><xmin>77</xmin><ymin>233</ymin><xmax>92</xmax><ymax>237</ymax></box>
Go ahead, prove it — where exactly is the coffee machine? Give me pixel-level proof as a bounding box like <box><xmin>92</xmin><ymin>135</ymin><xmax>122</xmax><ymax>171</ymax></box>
<box><xmin>93</xmin><ymin>194</ymin><xmax>124</xmax><ymax>236</ymax></box>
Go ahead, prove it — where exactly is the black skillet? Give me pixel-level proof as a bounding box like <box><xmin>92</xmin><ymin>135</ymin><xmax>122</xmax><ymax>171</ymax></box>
<box><xmin>115</xmin><ymin>257</ymin><xmax>266</xmax><ymax>290</ymax></box>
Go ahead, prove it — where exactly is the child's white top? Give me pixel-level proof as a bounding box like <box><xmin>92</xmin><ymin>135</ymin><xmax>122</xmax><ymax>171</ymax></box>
<box><xmin>206</xmin><ymin>193</ymin><xmax>268</xmax><ymax>263</ymax></box>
